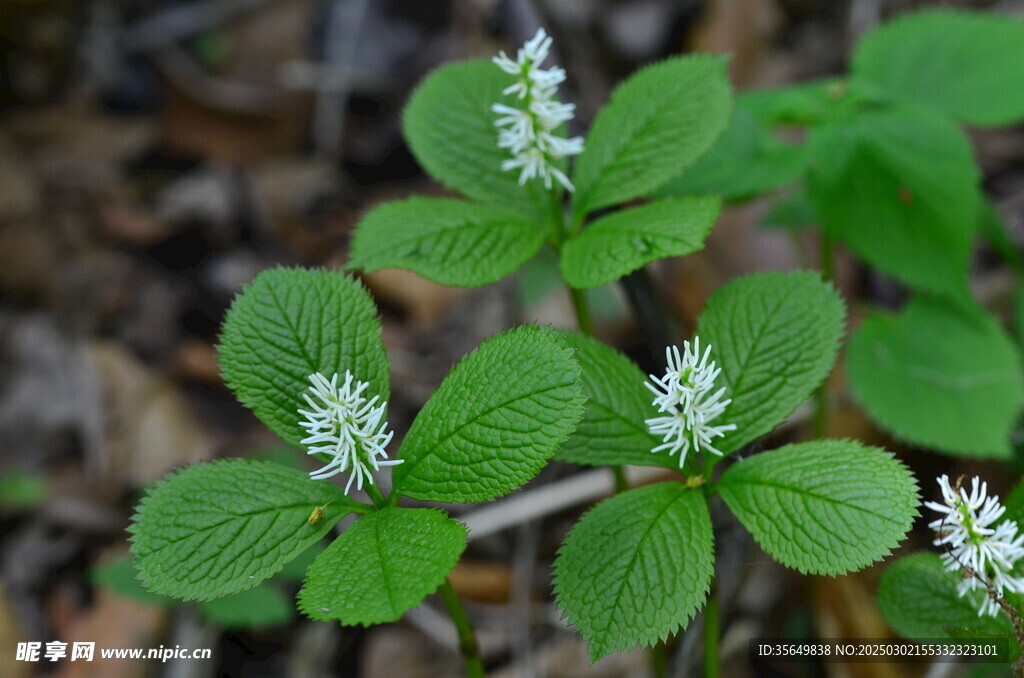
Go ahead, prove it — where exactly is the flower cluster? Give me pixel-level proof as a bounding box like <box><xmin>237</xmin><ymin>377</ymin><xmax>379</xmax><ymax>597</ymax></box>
<box><xmin>644</xmin><ymin>338</ymin><xmax>737</xmax><ymax>469</ymax></box>
<box><xmin>492</xmin><ymin>28</ymin><xmax>584</xmax><ymax>192</ymax></box>
<box><xmin>927</xmin><ymin>475</ymin><xmax>1024</xmax><ymax>616</ymax></box>
<box><xmin>298</xmin><ymin>372</ymin><xmax>402</xmax><ymax>494</ymax></box>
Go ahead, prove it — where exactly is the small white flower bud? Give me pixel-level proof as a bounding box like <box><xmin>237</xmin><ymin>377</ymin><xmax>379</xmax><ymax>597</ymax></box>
<box><xmin>491</xmin><ymin>28</ymin><xmax>584</xmax><ymax>192</ymax></box>
<box><xmin>927</xmin><ymin>474</ymin><xmax>1024</xmax><ymax>617</ymax></box>
<box><xmin>644</xmin><ymin>338</ymin><xmax>737</xmax><ymax>469</ymax></box>
<box><xmin>298</xmin><ymin>372</ymin><xmax>402</xmax><ymax>495</ymax></box>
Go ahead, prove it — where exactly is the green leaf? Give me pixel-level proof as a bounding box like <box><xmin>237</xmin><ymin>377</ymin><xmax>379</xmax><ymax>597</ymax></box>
<box><xmin>516</xmin><ymin>247</ymin><xmax>562</xmax><ymax>308</ymax></box>
<box><xmin>393</xmin><ymin>326</ymin><xmax>585</xmax><ymax>502</ymax></box>
<box><xmin>572</xmin><ymin>55</ymin><xmax>732</xmax><ymax>217</ymax></box>
<box><xmin>719</xmin><ymin>440</ymin><xmax>919</xmax><ymax>575</ymax></box>
<box><xmin>92</xmin><ymin>556</ymin><xmax>177</xmax><ymax>607</ymax></box>
<box><xmin>95</xmin><ymin>554</ymin><xmax>296</xmax><ymax>630</ymax></box>
<box><xmin>697</xmin><ymin>271</ymin><xmax>845</xmax><ymax>454</ymax></box>
<box><xmin>251</xmin><ymin>445</ymin><xmax>306</xmax><ymax>470</ymax></box>
<box><xmin>878</xmin><ymin>553</ymin><xmax>1013</xmax><ymax>638</ymax></box>
<box><xmin>1017</xmin><ymin>284</ymin><xmax>1024</xmax><ymax>348</ymax></box>
<box><xmin>760</xmin><ymin>188</ymin><xmax>816</xmax><ymax>231</ymax></box>
<box><xmin>806</xmin><ymin>104</ymin><xmax>980</xmax><ymax>300</ymax></box>
<box><xmin>739</xmin><ymin>78</ymin><xmax>852</xmax><ymax>126</ymax></box>
<box><xmin>278</xmin><ymin>542</ymin><xmax>322</xmax><ymax>581</ymax></box>
<box><xmin>218</xmin><ymin>267</ymin><xmax>390</xmax><ymax>445</ymax></box>
<box><xmin>403</xmin><ymin>59</ymin><xmax>551</xmax><ymax>221</ymax></box>
<box><xmin>560</xmin><ymin>197</ymin><xmax>720</xmax><ymax>289</ymax></box>
<box><xmin>0</xmin><ymin>472</ymin><xmax>48</xmax><ymax>509</ymax></box>
<box><xmin>1004</xmin><ymin>479</ymin><xmax>1024</xmax><ymax>528</ymax></box>
<box><xmin>554</xmin><ymin>483</ymin><xmax>713</xmax><ymax>661</ymax></box>
<box><xmin>852</xmin><ymin>9</ymin><xmax>1024</xmax><ymax>127</ymax></box>
<box><xmin>847</xmin><ymin>296</ymin><xmax>1024</xmax><ymax>458</ymax></box>
<box><xmin>199</xmin><ymin>585</ymin><xmax>294</xmax><ymax>629</ymax></box>
<box><xmin>349</xmin><ymin>197</ymin><xmax>543</xmax><ymax>287</ymax></box>
<box><xmin>553</xmin><ymin>332</ymin><xmax>668</xmax><ymax>468</ymax></box>
<box><xmin>298</xmin><ymin>508</ymin><xmax>466</xmax><ymax>625</ymax></box>
<box><xmin>129</xmin><ymin>459</ymin><xmax>362</xmax><ymax>601</ymax></box>
<box><xmin>978</xmin><ymin>200</ymin><xmax>1024</xmax><ymax>274</ymax></box>
<box><xmin>656</xmin><ymin>109</ymin><xmax>806</xmax><ymax>201</ymax></box>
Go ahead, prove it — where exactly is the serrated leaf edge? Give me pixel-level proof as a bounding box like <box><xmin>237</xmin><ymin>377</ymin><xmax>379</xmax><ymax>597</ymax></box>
<box><xmin>296</xmin><ymin>507</ymin><xmax>467</xmax><ymax>627</ymax></box>
<box><xmin>394</xmin><ymin>324</ymin><xmax>587</xmax><ymax>503</ymax></box>
<box><xmin>573</xmin><ymin>53</ymin><xmax>732</xmax><ymax>217</ymax></box>
<box><xmin>215</xmin><ymin>266</ymin><xmax>389</xmax><ymax>445</ymax></box>
<box><xmin>552</xmin><ymin>483</ymin><xmax>712</xmax><ymax>661</ymax></box>
<box><xmin>719</xmin><ymin>440</ymin><xmax>920</xmax><ymax>576</ymax></box>
<box><xmin>128</xmin><ymin>458</ymin><xmax>360</xmax><ymax>602</ymax></box>
<box><xmin>704</xmin><ymin>269</ymin><xmax>847</xmax><ymax>454</ymax></box>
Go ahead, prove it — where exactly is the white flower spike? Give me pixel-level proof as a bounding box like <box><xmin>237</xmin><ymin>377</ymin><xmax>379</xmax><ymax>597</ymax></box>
<box><xmin>298</xmin><ymin>371</ymin><xmax>402</xmax><ymax>495</ymax></box>
<box><xmin>644</xmin><ymin>338</ymin><xmax>737</xmax><ymax>469</ymax></box>
<box><xmin>492</xmin><ymin>28</ymin><xmax>584</xmax><ymax>192</ymax></box>
<box><xmin>927</xmin><ymin>474</ymin><xmax>1024</xmax><ymax>617</ymax></box>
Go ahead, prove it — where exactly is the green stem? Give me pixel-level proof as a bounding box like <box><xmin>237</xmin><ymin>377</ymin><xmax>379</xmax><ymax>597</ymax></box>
<box><xmin>786</xmin><ymin>230</ymin><xmax>810</xmax><ymax>269</ymax></box>
<box><xmin>569</xmin><ymin>287</ymin><xmax>593</xmax><ymax>335</ymax></box>
<box><xmin>619</xmin><ymin>268</ymin><xmax>681</xmax><ymax>361</ymax></box>
<box><xmin>364</xmin><ymin>483</ymin><xmax>387</xmax><ymax>509</ymax></box>
<box><xmin>611</xmin><ymin>466</ymin><xmax>628</xmax><ymax>494</ymax></box>
<box><xmin>813</xmin><ymin>383</ymin><xmax>828</xmax><ymax>440</ymax></box>
<box><xmin>651</xmin><ymin>639</ymin><xmax>668</xmax><ymax>678</ymax></box>
<box><xmin>438</xmin><ymin>578</ymin><xmax>486</xmax><ymax>678</ymax></box>
<box><xmin>702</xmin><ymin>445</ymin><xmax>718</xmax><ymax>481</ymax></box>
<box><xmin>566</xmin><ymin>283</ymin><xmax>628</xmax><ymax>495</ymax></box>
<box><xmin>549</xmin><ymin>188</ymin><xmax>565</xmax><ymax>244</ymax></box>
<box><xmin>813</xmin><ymin>233</ymin><xmax>835</xmax><ymax>440</ymax></box>
<box><xmin>703</xmin><ymin>575</ymin><xmax>720</xmax><ymax>678</ymax></box>
<box><xmin>819</xmin><ymin>232</ymin><xmax>835</xmax><ymax>284</ymax></box>
<box><xmin>571</xmin><ymin>212</ymin><xmax>584</xmax><ymax>237</ymax></box>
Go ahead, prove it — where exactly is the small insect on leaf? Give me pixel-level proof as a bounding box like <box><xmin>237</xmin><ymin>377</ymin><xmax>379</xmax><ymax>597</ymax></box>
<box><xmin>308</xmin><ymin>502</ymin><xmax>332</xmax><ymax>526</ymax></box>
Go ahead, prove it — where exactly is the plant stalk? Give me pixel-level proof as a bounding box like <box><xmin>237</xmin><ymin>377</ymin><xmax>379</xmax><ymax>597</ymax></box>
<box><xmin>813</xmin><ymin>382</ymin><xmax>829</xmax><ymax>439</ymax></box>
<box><xmin>566</xmin><ymin>280</ymin><xmax>631</xmax><ymax>495</ymax></box>
<box><xmin>569</xmin><ymin>287</ymin><xmax>593</xmax><ymax>335</ymax></box>
<box><xmin>651</xmin><ymin>638</ymin><xmax>668</xmax><ymax>678</ymax></box>
<box><xmin>703</xmin><ymin>575</ymin><xmax>720</xmax><ymax>678</ymax></box>
<box><xmin>819</xmin><ymin>232</ymin><xmax>835</xmax><ymax>283</ymax></box>
<box><xmin>813</xmin><ymin>233</ymin><xmax>835</xmax><ymax>440</ymax></box>
<box><xmin>611</xmin><ymin>466</ymin><xmax>628</xmax><ymax>493</ymax></box>
<box><xmin>571</xmin><ymin>212</ymin><xmax>584</xmax><ymax>237</ymax></box>
<box><xmin>438</xmin><ymin>577</ymin><xmax>486</xmax><ymax>678</ymax></box>
<box><xmin>619</xmin><ymin>267</ymin><xmax>681</xmax><ymax>362</ymax></box>
<box><xmin>365</xmin><ymin>483</ymin><xmax>388</xmax><ymax>509</ymax></box>
<box><xmin>561</xmin><ymin>216</ymin><xmax>630</xmax><ymax>496</ymax></box>
<box><xmin>550</xmin><ymin>189</ymin><xmax>566</xmax><ymax>244</ymax></box>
